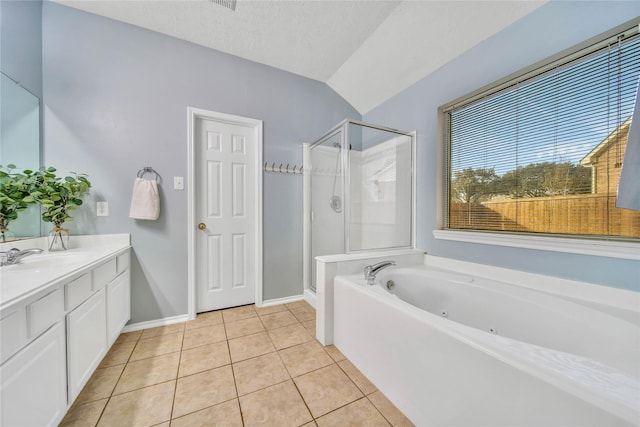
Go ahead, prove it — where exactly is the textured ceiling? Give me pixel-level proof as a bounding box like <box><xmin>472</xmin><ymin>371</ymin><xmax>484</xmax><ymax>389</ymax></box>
<box><xmin>52</xmin><ymin>0</ymin><xmax>546</xmax><ymax>114</ymax></box>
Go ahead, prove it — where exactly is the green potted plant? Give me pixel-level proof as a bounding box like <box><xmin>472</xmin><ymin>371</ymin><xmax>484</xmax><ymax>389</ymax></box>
<box><xmin>24</xmin><ymin>166</ymin><xmax>92</xmax><ymax>250</ymax></box>
<box><xmin>0</xmin><ymin>164</ymin><xmax>32</xmax><ymax>243</ymax></box>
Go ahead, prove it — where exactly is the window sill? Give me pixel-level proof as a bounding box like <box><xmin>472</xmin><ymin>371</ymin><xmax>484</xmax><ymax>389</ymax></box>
<box><xmin>432</xmin><ymin>230</ymin><xmax>639</xmax><ymax>261</ymax></box>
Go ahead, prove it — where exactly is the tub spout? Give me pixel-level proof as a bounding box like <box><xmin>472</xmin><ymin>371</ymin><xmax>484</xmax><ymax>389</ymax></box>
<box><xmin>364</xmin><ymin>261</ymin><xmax>396</xmax><ymax>285</ymax></box>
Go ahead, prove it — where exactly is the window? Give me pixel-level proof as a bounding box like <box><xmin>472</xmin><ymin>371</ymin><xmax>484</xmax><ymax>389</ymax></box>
<box><xmin>441</xmin><ymin>23</ymin><xmax>640</xmax><ymax>242</ymax></box>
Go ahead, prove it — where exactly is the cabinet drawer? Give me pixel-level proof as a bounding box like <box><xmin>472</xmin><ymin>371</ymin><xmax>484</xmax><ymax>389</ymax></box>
<box><xmin>27</xmin><ymin>289</ymin><xmax>64</xmax><ymax>339</ymax></box>
<box><xmin>92</xmin><ymin>259</ymin><xmax>117</xmax><ymax>291</ymax></box>
<box><xmin>117</xmin><ymin>252</ymin><xmax>130</xmax><ymax>275</ymax></box>
<box><xmin>65</xmin><ymin>273</ymin><xmax>93</xmax><ymax>311</ymax></box>
<box><xmin>0</xmin><ymin>307</ymin><xmax>27</xmax><ymax>364</ymax></box>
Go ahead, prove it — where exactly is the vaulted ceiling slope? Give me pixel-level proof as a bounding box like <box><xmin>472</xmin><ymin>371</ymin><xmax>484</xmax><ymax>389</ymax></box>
<box><xmin>53</xmin><ymin>0</ymin><xmax>546</xmax><ymax>114</ymax></box>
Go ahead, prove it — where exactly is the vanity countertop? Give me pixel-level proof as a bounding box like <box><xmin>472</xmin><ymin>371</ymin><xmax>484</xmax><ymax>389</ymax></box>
<box><xmin>0</xmin><ymin>234</ymin><xmax>130</xmax><ymax>311</ymax></box>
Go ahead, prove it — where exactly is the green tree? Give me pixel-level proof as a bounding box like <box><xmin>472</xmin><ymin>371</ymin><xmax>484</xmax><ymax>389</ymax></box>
<box><xmin>451</xmin><ymin>167</ymin><xmax>499</xmax><ymax>204</ymax></box>
<box><xmin>498</xmin><ymin>162</ymin><xmax>591</xmax><ymax>198</ymax></box>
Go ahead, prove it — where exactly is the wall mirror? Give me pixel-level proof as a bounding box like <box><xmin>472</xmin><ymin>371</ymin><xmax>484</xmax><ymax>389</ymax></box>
<box><xmin>0</xmin><ymin>71</ymin><xmax>41</xmax><ymax>241</ymax></box>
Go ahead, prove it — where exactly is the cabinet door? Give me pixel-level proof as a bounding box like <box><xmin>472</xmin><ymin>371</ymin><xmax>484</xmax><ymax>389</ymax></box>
<box><xmin>106</xmin><ymin>272</ymin><xmax>131</xmax><ymax>346</ymax></box>
<box><xmin>1</xmin><ymin>321</ymin><xmax>67</xmax><ymax>427</ymax></box>
<box><xmin>67</xmin><ymin>287</ymin><xmax>107</xmax><ymax>403</ymax></box>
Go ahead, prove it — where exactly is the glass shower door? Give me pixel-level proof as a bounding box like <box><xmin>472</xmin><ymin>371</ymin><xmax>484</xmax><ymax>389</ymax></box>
<box><xmin>309</xmin><ymin>129</ymin><xmax>345</xmax><ymax>292</ymax></box>
<box><xmin>348</xmin><ymin>123</ymin><xmax>413</xmax><ymax>251</ymax></box>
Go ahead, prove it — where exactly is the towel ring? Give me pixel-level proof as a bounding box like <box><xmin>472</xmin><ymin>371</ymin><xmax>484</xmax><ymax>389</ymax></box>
<box><xmin>137</xmin><ymin>166</ymin><xmax>160</xmax><ymax>182</ymax></box>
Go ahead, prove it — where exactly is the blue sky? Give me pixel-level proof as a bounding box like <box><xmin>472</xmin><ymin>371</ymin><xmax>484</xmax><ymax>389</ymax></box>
<box><xmin>451</xmin><ymin>36</ymin><xmax>640</xmax><ymax>176</ymax></box>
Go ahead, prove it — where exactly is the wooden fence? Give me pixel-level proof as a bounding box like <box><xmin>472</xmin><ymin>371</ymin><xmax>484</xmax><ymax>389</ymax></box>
<box><xmin>450</xmin><ymin>193</ymin><xmax>640</xmax><ymax>238</ymax></box>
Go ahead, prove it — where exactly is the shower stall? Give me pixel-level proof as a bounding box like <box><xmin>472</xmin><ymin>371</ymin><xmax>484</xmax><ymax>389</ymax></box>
<box><xmin>303</xmin><ymin>120</ymin><xmax>415</xmax><ymax>293</ymax></box>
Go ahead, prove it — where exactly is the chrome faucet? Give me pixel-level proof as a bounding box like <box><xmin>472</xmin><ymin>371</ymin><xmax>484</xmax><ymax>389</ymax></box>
<box><xmin>0</xmin><ymin>248</ymin><xmax>44</xmax><ymax>266</ymax></box>
<box><xmin>364</xmin><ymin>261</ymin><xmax>396</xmax><ymax>285</ymax></box>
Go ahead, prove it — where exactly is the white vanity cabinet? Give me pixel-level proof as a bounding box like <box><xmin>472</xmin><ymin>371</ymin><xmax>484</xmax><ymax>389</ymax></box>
<box><xmin>0</xmin><ymin>286</ymin><xmax>67</xmax><ymax>427</ymax></box>
<box><xmin>0</xmin><ymin>243</ymin><xmax>131</xmax><ymax>426</ymax></box>
<box><xmin>0</xmin><ymin>321</ymin><xmax>67</xmax><ymax>427</ymax></box>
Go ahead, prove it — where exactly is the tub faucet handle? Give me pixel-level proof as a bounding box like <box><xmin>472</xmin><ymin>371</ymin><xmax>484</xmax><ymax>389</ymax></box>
<box><xmin>364</xmin><ymin>261</ymin><xmax>396</xmax><ymax>285</ymax></box>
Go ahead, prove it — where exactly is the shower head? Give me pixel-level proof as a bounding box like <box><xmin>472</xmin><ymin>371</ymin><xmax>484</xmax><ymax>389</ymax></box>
<box><xmin>329</xmin><ymin>195</ymin><xmax>342</xmax><ymax>213</ymax></box>
<box><xmin>330</xmin><ymin>142</ymin><xmax>342</xmax><ymax>213</ymax></box>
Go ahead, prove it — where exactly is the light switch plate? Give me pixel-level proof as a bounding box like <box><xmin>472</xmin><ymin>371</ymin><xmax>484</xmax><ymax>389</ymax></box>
<box><xmin>174</xmin><ymin>176</ymin><xmax>184</xmax><ymax>190</ymax></box>
<box><xmin>97</xmin><ymin>201</ymin><xmax>109</xmax><ymax>217</ymax></box>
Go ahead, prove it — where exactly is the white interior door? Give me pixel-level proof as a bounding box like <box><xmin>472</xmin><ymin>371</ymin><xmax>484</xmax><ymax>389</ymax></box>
<box><xmin>196</xmin><ymin>117</ymin><xmax>256</xmax><ymax>312</ymax></box>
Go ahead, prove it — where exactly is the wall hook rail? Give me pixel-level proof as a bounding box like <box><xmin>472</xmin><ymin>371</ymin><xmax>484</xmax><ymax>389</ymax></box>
<box><xmin>264</xmin><ymin>162</ymin><xmax>303</xmax><ymax>175</ymax></box>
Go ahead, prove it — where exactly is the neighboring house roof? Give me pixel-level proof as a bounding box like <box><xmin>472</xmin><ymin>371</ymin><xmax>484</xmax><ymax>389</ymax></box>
<box><xmin>580</xmin><ymin>116</ymin><xmax>632</xmax><ymax>167</ymax></box>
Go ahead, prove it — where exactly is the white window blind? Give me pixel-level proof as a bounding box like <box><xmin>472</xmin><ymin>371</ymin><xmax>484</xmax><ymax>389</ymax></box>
<box><xmin>443</xmin><ymin>26</ymin><xmax>640</xmax><ymax>240</ymax></box>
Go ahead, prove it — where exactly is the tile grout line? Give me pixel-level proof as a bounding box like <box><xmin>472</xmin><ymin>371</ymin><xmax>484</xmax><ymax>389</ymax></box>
<box><xmin>167</xmin><ymin>322</ymin><xmax>186</xmax><ymax>424</ymax></box>
<box><xmin>92</xmin><ymin>333</ymin><xmax>143</xmax><ymax>426</ymax></box>
<box><xmin>234</xmin><ymin>306</ymin><xmax>314</xmax><ymax>423</ymax></box>
<box><xmin>314</xmin><ymin>396</ymin><xmax>379</xmax><ymax>424</ymax></box>
<box><xmin>335</xmin><ymin>359</ymin><xmax>373</xmax><ymax>397</ymax></box>
<box><xmin>169</xmin><ymin>396</ymin><xmax>241</xmax><ymax>425</ymax></box>
<box><xmin>365</xmin><ymin>393</ymin><xmax>397</xmax><ymax>427</ymax></box>
<box><xmin>305</xmin><ymin>363</ymin><xmax>366</xmax><ymax>423</ymax></box>
<box><xmin>289</xmin><ymin>368</ymin><xmax>317</xmax><ymax>425</ymax></box>
<box><xmin>169</xmin><ymin>312</ymin><xmax>245</xmax><ymax>423</ymax></box>
<box><xmin>92</xmin><ymin>397</ymin><xmax>109</xmax><ymax>426</ymax></box>
<box><xmin>266</xmin><ymin>305</ymin><xmax>320</xmax><ymax>425</ymax></box>
<box><xmin>221</xmin><ymin>304</ymin><xmax>261</xmax><ymax>426</ymax></box>
<box><xmin>76</xmin><ymin>302</ymin><xmax>364</xmax><ymax>426</ymax></box>
<box><xmin>224</xmin><ymin>325</ymin><xmax>245</xmax><ymax>427</ymax></box>
<box><xmin>233</xmin><ymin>308</ymin><xmax>293</xmax><ymax>401</ymax></box>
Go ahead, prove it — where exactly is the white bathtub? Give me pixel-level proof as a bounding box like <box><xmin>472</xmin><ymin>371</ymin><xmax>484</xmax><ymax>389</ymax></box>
<box><xmin>333</xmin><ymin>265</ymin><xmax>640</xmax><ymax>426</ymax></box>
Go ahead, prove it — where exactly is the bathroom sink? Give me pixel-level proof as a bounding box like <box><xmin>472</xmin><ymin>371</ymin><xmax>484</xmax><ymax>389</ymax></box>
<box><xmin>4</xmin><ymin>251</ymin><xmax>92</xmax><ymax>271</ymax></box>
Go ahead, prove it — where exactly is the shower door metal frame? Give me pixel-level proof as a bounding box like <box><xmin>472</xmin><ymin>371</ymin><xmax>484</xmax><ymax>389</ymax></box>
<box><xmin>304</xmin><ymin>119</ymin><xmax>416</xmax><ymax>294</ymax></box>
<box><xmin>305</xmin><ymin>124</ymin><xmax>347</xmax><ymax>295</ymax></box>
<box><xmin>342</xmin><ymin>120</ymin><xmax>416</xmax><ymax>254</ymax></box>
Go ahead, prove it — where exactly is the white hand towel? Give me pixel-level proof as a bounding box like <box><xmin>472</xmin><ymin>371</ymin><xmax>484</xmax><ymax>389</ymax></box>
<box><xmin>129</xmin><ymin>177</ymin><xmax>160</xmax><ymax>220</ymax></box>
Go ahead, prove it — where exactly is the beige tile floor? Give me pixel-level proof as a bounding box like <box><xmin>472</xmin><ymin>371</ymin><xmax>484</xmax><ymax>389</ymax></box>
<box><xmin>60</xmin><ymin>300</ymin><xmax>414</xmax><ymax>427</ymax></box>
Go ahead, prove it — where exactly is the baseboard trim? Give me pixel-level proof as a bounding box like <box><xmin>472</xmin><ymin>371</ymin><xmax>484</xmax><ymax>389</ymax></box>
<box><xmin>122</xmin><ymin>314</ymin><xmax>191</xmax><ymax>333</ymax></box>
<box><xmin>259</xmin><ymin>294</ymin><xmax>304</xmax><ymax>307</ymax></box>
<box><xmin>123</xmin><ymin>293</ymin><xmax>315</xmax><ymax>332</ymax></box>
<box><xmin>303</xmin><ymin>289</ymin><xmax>316</xmax><ymax>308</ymax></box>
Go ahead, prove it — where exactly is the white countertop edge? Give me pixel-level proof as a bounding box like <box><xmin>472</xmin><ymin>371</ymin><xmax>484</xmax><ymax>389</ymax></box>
<box><xmin>0</xmin><ymin>233</ymin><xmax>130</xmax><ymax>252</ymax></box>
<box><xmin>0</xmin><ymin>234</ymin><xmax>131</xmax><ymax>311</ymax></box>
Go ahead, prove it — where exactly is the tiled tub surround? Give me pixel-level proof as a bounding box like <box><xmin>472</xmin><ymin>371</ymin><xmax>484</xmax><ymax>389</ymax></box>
<box><xmin>60</xmin><ymin>301</ymin><xmax>413</xmax><ymax>426</ymax></box>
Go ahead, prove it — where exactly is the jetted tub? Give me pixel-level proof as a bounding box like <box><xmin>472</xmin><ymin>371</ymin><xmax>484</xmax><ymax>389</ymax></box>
<box><xmin>333</xmin><ymin>265</ymin><xmax>640</xmax><ymax>426</ymax></box>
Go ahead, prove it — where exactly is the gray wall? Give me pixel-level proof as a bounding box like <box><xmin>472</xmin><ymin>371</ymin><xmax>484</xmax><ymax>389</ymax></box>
<box><xmin>0</xmin><ymin>0</ymin><xmax>43</xmax><ymax>237</ymax></box>
<box><xmin>42</xmin><ymin>2</ymin><xmax>359</xmax><ymax>323</ymax></box>
<box><xmin>0</xmin><ymin>0</ymin><xmax>43</xmax><ymax>98</ymax></box>
<box><xmin>365</xmin><ymin>1</ymin><xmax>640</xmax><ymax>292</ymax></box>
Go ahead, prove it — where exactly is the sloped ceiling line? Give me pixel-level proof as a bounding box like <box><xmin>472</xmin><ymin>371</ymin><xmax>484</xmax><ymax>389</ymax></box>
<box><xmin>53</xmin><ymin>0</ymin><xmax>547</xmax><ymax>114</ymax></box>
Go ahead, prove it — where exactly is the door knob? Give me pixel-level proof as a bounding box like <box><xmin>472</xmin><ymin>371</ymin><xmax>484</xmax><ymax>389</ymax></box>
<box><xmin>198</xmin><ymin>223</ymin><xmax>206</xmax><ymax>230</ymax></box>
